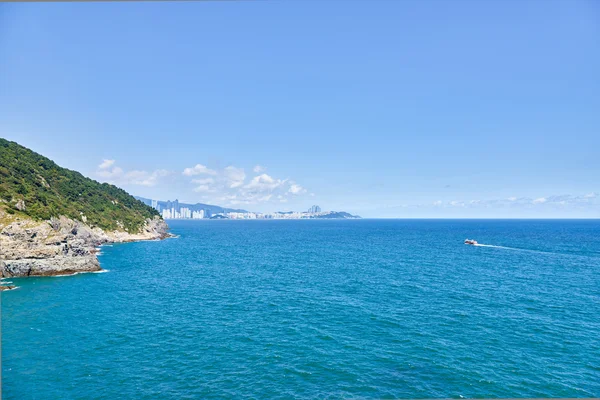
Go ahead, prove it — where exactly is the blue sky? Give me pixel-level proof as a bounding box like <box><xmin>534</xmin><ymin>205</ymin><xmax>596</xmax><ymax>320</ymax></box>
<box><xmin>1</xmin><ymin>1</ymin><xmax>599</xmax><ymax>217</ymax></box>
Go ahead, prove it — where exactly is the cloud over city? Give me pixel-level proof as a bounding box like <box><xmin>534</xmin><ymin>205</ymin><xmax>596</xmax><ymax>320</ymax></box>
<box><xmin>182</xmin><ymin>164</ymin><xmax>309</xmax><ymax>206</ymax></box>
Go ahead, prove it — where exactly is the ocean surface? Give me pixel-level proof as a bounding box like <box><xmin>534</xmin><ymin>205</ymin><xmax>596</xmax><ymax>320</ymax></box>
<box><xmin>2</xmin><ymin>219</ymin><xmax>600</xmax><ymax>398</ymax></box>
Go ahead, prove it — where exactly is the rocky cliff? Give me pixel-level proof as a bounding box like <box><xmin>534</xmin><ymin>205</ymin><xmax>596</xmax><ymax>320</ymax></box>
<box><xmin>0</xmin><ymin>208</ymin><xmax>170</xmax><ymax>279</ymax></box>
<box><xmin>1</xmin><ymin>138</ymin><xmax>172</xmax><ymax>289</ymax></box>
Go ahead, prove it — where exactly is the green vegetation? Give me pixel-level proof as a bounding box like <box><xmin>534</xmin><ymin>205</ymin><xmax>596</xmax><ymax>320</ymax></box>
<box><xmin>0</xmin><ymin>138</ymin><xmax>160</xmax><ymax>232</ymax></box>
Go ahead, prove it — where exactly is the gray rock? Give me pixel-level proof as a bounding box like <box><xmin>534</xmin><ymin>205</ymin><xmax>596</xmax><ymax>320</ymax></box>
<box><xmin>15</xmin><ymin>199</ymin><xmax>26</xmax><ymax>211</ymax></box>
<box><xmin>1</xmin><ymin>212</ymin><xmax>170</xmax><ymax>278</ymax></box>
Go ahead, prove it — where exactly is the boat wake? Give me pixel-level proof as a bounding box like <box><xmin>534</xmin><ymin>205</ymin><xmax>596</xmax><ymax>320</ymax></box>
<box><xmin>473</xmin><ymin>243</ymin><xmax>544</xmax><ymax>253</ymax></box>
<box><xmin>471</xmin><ymin>243</ymin><xmax>588</xmax><ymax>259</ymax></box>
<box><xmin>473</xmin><ymin>243</ymin><xmax>512</xmax><ymax>249</ymax></box>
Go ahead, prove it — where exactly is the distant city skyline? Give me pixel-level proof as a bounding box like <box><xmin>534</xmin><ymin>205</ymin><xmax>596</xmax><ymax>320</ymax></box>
<box><xmin>137</xmin><ymin>196</ymin><xmax>347</xmax><ymax>220</ymax></box>
<box><xmin>137</xmin><ymin>196</ymin><xmax>334</xmax><ymax>220</ymax></box>
<box><xmin>1</xmin><ymin>1</ymin><xmax>599</xmax><ymax>217</ymax></box>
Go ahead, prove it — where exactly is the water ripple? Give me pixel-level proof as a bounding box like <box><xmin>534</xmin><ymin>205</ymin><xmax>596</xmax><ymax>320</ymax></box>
<box><xmin>2</xmin><ymin>219</ymin><xmax>600</xmax><ymax>398</ymax></box>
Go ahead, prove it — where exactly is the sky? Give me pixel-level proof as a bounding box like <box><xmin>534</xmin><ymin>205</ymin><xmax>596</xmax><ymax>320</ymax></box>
<box><xmin>1</xmin><ymin>0</ymin><xmax>599</xmax><ymax>218</ymax></box>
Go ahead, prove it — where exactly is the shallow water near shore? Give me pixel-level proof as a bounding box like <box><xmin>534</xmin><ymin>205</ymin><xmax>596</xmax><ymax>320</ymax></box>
<box><xmin>2</xmin><ymin>219</ymin><xmax>600</xmax><ymax>398</ymax></box>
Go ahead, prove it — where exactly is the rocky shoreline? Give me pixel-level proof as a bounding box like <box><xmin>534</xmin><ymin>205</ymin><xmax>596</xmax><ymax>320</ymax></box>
<box><xmin>0</xmin><ymin>211</ymin><xmax>171</xmax><ymax>288</ymax></box>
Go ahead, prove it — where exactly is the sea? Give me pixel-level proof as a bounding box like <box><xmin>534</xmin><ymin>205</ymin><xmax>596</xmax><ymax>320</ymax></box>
<box><xmin>2</xmin><ymin>219</ymin><xmax>599</xmax><ymax>398</ymax></box>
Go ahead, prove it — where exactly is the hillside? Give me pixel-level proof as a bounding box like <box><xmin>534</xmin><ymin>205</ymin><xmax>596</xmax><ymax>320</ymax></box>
<box><xmin>0</xmin><ymin>138</ymin><xmax>160</xmax><ymax>232</ymax></box>
<box><xmin>313</xmin><ymin>211</ymin><xmax>360</xmax><ymax>219</ymax></box>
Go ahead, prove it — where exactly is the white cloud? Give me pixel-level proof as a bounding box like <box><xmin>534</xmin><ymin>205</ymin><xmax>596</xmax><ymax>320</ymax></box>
<box><xmin>584</xmin><ymin>192</ymin><xmax>597</xmax><ymax>199</ymax></box>
<box><xmin>96</xmin><ymin>160</ymin><xmax>170</xmax><ymax>187</ymax></box>
<box><xmin>192</xmin><ymin>178</ymin><xmax>215</xmax><ymax>185</ymax></box>
<box><xmin>288</xmin><ymin>183</ymin><xmax>307</xmax><ymax>195</ymax></box>
<box><xmin>182</xmin><ymin>164</ymin><xmax>217</xmax><ymax>176</ymax></box>
<box><xmin>97</xmin><ymin>166</ymin><xmax>123</xmax><ymax>179</ymax></box>
<box><xmin>124</xmin><ymin>169</ymin><xmax>170</xmax><ymax>187</ymax></box>
<box><xmin>193</xmin><ymin>185</ymin><xmax>215</xmax><ymax>193</ymax></box>
<box><xmin>402</xmin><ymin>192</ymin><xmax>598</xmax><ymax>212</ymax></box>
<box><xmin>98</xmin><ymin>159</ymin><xmax>115</xmax><ymax>170</ymax></box>
<box><xmin>224</xmin><ymin>166</ymin><xmax>246</xmax><ymax>188</ymax></box>
<box><xmin>182</xmin><ymin>164</ymin><xmax>308</xmax><ymax>206</ymax></box>
<box><xmin>244</xmin><ymin>174</ymin><xmax>285</xmax><ymax>191</ymax></box>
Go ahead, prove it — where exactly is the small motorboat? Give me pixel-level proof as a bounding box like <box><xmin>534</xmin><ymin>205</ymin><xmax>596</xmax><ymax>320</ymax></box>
<box><xmin>464</xmin><ymin>239</ymin><xmax>478</xmax><ymax>245</ymax></box>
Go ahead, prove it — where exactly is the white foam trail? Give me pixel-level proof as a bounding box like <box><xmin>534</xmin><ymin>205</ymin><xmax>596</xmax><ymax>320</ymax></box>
<box><xmin>471</xmin><ymin>243</ymin><xmax>577</xmax><ymax>258</ymax></box>
<box><xmin>473</xmin><ymin>243</ymin><xmax>511</xmax><ymax>249</ymax></box>
<box><xmin>51</xmin><ymin>269</ymin><xmax>109</xmax><ymax>277</ymax></box>
<box><xmin>473</xmin><ymin>243</ymin><xmax>531</xmax><ymax>252</ymax></box>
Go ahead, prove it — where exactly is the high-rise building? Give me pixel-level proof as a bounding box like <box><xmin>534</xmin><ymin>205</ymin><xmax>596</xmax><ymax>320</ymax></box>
<box><xmin>192</xmin><ymin>209</ymin><xmax>205</xmax><ymax>219</ymax></box>
<box><xmin>308</xmin><ymin>205</ymin><xmax>321</xmax><ymax>214</ymax></box>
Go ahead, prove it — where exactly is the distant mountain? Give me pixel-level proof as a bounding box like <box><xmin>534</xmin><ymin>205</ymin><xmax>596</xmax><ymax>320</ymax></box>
<box><xmin>313</xmin><ymin>211</ymin><xmax>360</xmax><ymax>219</ymax></box>
<box><xmin>273</xmin><ymin>210</ymin><xmax>361</xmax><ymax>219</ymax></box>
<box><xmin>134</xmin><ymin>196</ymin><xmax>248</xmax><ymax>215</ymax></box>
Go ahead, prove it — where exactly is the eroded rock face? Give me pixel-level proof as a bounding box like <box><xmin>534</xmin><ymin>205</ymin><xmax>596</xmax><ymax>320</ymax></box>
<box><xmin>0</xmin><ymin>257</ymin><xmax>101</xmax><ymax>277</ymax></box>
<box><xmin>0</xmin><ymin>212</ymin><xmax>170</xmax><ymax>277</ymax></box>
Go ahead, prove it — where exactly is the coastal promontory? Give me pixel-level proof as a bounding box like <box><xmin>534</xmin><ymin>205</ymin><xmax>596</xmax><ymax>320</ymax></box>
<box><xmin>0</xmin><ymin>138</ymin><xmax>170</xmax><ymax>282</ymax></box>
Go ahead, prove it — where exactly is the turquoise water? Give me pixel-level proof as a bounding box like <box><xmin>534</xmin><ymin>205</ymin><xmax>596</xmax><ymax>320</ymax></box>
<box><xmin>2</xmin><ymin>219</ymin><xmax>600</xmax><ymax>398</ymax></box>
